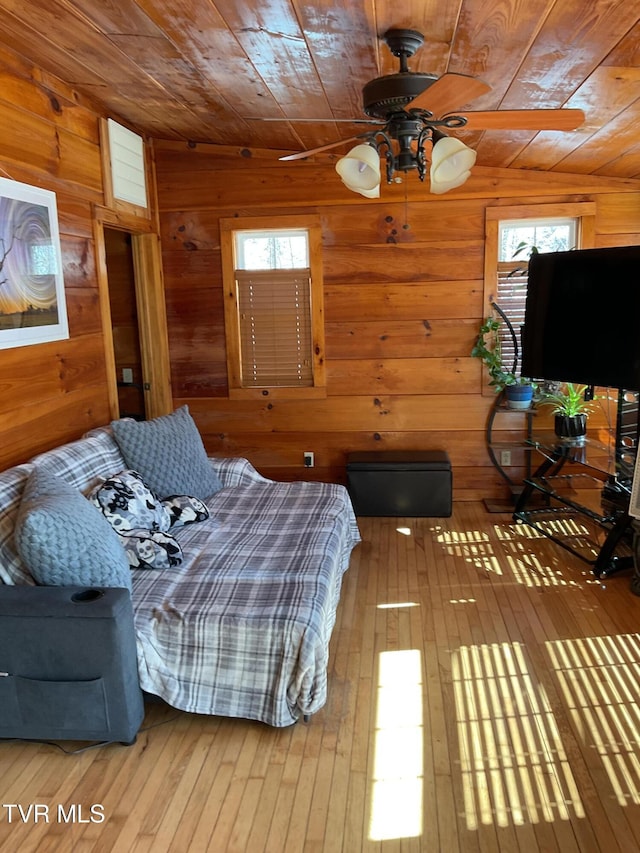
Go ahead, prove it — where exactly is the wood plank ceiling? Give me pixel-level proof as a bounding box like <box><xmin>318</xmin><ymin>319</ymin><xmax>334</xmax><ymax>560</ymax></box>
<box><xmin>1</xmin><ymin>0</ymin><xmax>639</xmax><ymax>179</ymax></box>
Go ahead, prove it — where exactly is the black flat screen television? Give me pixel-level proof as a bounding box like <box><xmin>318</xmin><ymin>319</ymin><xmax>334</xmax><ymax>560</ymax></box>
<box><xmin>521</xmin><ymin>245</ymin><xmax>640</xmax><ymax>391</ymax></box>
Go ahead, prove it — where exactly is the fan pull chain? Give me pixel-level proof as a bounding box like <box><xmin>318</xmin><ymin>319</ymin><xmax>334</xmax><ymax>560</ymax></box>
<box><xmin>403</xmin><ymin>181</ymin><xmax>411</xmax><ymax>231</ymax></box>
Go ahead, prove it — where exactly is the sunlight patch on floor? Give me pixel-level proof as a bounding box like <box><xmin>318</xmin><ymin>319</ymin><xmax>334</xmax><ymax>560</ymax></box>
<box><xmin>547</xmin><ymin>633</ymin><xmax>640</xmax><ymax>807</ymax></box>
<box><xmin>502</xmin><ymin>544</ymin><xmax>584</xmax><ymax>588</ymax></box>
<box><xmin>433</xmin><ymin>520</ymin><xmax>592</xmax><ymax>587</ymax></box>
<box><xmin>435</xmin><ymin>527</ymin><xmax>504</xmax><ymax>575</ymax></box>
<box><xmin>493</xmin><ymin>522</ymin><xmax>588</xmax><ymax>588</ymax></box>
<box><xmin>452</xmin><ymin>640</ymin><xmax>584</xmax><ymax>829</ymax></box>
<box><xmin>369</xmin><ymin>649</ymin><xmax>423</xmax><ymax>841</ymax></box>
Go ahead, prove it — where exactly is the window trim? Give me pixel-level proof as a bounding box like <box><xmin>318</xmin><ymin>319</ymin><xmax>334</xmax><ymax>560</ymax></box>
<box><xmin>220</xmin><ymin>214</ymin><xmax>326</xmax><ymax>400</ymax></box>
<box><xmin>481</xmin><ymin>202</ymin><xmax>597</xmax><ymax>395</ymax></box>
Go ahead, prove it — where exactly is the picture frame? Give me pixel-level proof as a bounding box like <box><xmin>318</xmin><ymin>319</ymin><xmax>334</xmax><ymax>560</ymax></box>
<box><xmin>0</xmin><ymin>177</ymin><xmax>68</xmax><ymax>349</ymax></box>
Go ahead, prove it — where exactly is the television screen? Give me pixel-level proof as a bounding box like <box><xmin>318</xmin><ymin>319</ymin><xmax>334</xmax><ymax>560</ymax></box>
<box><xmin>521</xmin><ymin>245</ymin><xmax>640</xmax><ymax>391</ymax></box>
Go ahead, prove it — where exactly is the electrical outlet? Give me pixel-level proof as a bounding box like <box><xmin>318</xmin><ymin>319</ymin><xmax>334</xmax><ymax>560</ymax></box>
<box><xmin>303</xmin><ymin>451</ymin><xmax>315</xmax><ymax>468</ymax></box>
<box><xmin>500</xmin><ymin>450</ymin><xmax>512</xmax><ymax>467</ymax></box>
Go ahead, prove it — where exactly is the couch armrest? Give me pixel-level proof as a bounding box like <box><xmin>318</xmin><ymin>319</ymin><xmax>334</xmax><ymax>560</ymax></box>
<box><xmin>208</xmin><ymin>457</ymin><xmax>273</xmax><ymax>489</ymax></box>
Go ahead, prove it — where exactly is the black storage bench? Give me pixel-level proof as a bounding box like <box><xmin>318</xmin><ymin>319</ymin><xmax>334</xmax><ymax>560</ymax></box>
<box><xmin>346</xmin><ymin>451</ymin><xmax>452</xmax><ymax>517</ymax></box>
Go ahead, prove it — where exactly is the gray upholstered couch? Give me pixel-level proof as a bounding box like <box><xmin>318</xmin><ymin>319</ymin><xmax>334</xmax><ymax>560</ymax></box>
<box><xmin>0</xmin><ymin>407</ymin><xmax>361</xmax><ymax>727</ymax></box>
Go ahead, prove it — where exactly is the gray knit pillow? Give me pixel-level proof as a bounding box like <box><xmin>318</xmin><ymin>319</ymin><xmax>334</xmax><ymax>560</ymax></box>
<box><xmin>111</xmin><ymin>406</ymin><xmax>222</xmax><ymax>501</ymax></box>
<box><xmin>14</xmin><ymin>467</ymin><xmax>132</xmax><ymax>592</ymax></box>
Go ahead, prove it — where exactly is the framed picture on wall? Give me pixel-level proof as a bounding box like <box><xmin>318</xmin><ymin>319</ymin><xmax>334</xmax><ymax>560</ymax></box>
<box><xmin>0</xmin><ymin>177</ymin><xmax>68</xmax><ymax>349</ymax></box>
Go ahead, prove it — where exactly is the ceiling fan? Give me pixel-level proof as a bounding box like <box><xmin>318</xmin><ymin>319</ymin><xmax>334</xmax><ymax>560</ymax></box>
<box><xmin>263</xmin><ymin>29</ymin><xmax>585</xmax><ymax>195</ymax></box>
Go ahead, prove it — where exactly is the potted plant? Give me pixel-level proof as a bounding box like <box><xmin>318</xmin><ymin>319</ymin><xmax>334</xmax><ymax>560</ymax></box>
<box><xmin>537</xmin><ymin>381</ymin><xmax>598</xmax><ymax>442</ymax></box>
<box><xmin>471</xmin><ymin>313</ymin><xmax>535</xmax><ymax>409</ymax></box>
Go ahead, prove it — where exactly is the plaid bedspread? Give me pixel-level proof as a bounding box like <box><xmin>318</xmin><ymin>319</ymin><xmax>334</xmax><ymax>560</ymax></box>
<box><xmin>131</xmin><ymin>467</ymin><xmax>360</xmax><ymax>727</ymax></box>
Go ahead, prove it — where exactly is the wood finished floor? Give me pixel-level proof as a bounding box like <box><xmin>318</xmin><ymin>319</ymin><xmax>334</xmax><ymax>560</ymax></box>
<box><xmin>3</xmin><ymin>503</ymin><xmax>640</xmax><ymax>852</ymax></box>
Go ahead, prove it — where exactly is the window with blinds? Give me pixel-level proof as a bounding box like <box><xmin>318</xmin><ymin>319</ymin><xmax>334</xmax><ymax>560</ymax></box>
<box><xmin>496</xmin><ymin>218</ymin><xmax>577</xmax><ymax>378</ymax></box>
<box><xmin>236</xmin><ymin>269</ymin><xmax>313</xmax><ymax>387</ymax></box>
<box><xmin>220</xmin><ymin>215</ymin><xmax>326</xmax><ymax>399</ymax></box>
<box><xmin>494</xmin><ymin>260</ymin><xmax>529</xmax><ymax>377</ymax></box>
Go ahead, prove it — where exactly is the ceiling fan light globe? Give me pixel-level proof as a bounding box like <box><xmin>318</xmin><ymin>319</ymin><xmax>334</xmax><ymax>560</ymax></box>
<box><xmin>430</xmin><ymin>137</ymin><xmax>477</xmax><ymax>184</ymax></box>
<box><xmin>335</xmin><ymin>144</ymin><xmax>381</xmax><ymax>191</ymax></box>
<box><xmin>342</xmin><ymin>181</ymin><xmax>381</xmax><ymax>198</ymax></box>
<box><xmin>429</xmin><ymin>169</ymin><xmax>472</xmax><ymax>195</ymax></box>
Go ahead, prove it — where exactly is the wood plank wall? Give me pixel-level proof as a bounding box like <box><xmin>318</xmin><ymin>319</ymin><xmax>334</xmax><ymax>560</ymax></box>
<box><xmin>1</xmin><ymin>35</ymin><xmax>639</xmax><ymax>503</ymax></box>
<box><xmin>154</xmin><ymin>141</ymin><xmax>640</xmax><ymax>501</ymax></box>
<box><xmin>0</xmin><ymin>46</ymin><xmax>156</xmax><ymax>469</ymax></box>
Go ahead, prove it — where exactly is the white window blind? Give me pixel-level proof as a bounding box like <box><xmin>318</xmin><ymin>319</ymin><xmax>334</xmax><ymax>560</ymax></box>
<box><xmin>236</xmin><ymin>268</ymin><xmax>313</xmax><ymax>387</ymax></box>
<box><xmin>494</xmin><ymin>261</ymin><xmax>529</xmax><ymax>377</ymax></box>
<box><xmin>107</xmin><ymin>118</ymin><xmax>148</xmax><ymax>208</ymax></box>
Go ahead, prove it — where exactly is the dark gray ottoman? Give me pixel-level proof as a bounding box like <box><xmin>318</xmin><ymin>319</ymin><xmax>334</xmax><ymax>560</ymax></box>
<box><xmin>346</xmin><ymin>451</ymin><xmax>452</xmax><ymax>517</ymax></box>
<box><xmin>0</xmin><ymin>586</ymin><xmax>144</xmax><ymax>744</ymax></box>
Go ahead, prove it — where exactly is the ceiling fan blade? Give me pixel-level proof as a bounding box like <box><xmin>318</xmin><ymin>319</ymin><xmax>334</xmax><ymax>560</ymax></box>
<box><xmin>279</xmin><ymin>135</ymin><xmax>369</xmax><ymax>161</ymax></box>
<box><xmin>409</xmin><ymin>73</ymin><xmax>492</xmax><ymax>115</ymax></box>
<box><xmin>247</xmin><ymin>117</ymin><xmax>383</xmax><ymax>124</ymax></box>
<box><xmin>455</xmin><ymin>108</ymin><xmax>585</xmax><ymax>131</ymax></box>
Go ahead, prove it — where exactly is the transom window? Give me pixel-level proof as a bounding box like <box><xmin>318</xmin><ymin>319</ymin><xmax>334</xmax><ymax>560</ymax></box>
<box><xmin>499</xmin><ymin>218</ymin><xmax>577</xmax><ymax>262</ymax></box>
<box><xmin>234</xmin><ymin>229</ymin><xmax>308</xmax><ymax>270</ymax></box>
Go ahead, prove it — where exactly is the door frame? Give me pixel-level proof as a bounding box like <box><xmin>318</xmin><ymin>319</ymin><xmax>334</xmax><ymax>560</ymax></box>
<box><xmin>93</xmin><ymin>206</ymin><xmax>173</xmax><ymax>420</ymax></box>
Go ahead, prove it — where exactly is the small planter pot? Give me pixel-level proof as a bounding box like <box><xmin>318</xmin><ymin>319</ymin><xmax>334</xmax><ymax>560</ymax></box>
<box><xmin>554</xmin><ymin>413</ymin><xmax>587</xmax><ymax>444</ymax></box>
<box><xmin>505</xmin><ymin>384</ymin><xmax>534</xmax><ymax>410</ymax></box>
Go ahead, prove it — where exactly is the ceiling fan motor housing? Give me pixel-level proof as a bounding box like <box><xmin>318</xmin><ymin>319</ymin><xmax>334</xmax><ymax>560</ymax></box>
<box><xmin>363</xmin><ymin>72</ymin><xmax>438</xmax><ymax>118</ymax></box>
<box><xmin>364</xmin><ymin>30</ymin><xmax>436</xmax><ymax>119</ymax></box>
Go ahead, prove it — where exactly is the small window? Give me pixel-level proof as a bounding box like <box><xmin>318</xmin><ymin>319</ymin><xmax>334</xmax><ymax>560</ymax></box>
<box><xmin>105</xmin><ymin>118</ymin><xmax>148</xmax><ymax>208</ymax></box>
<box><xmin>483</xmin><ymin>202</ymin><xmax>596</xmax><ymax>394</ymax></box>
<box><xmin>496</xmin><ymin>219</ymin><xmax>577</xmax><ymax>377</ymax></box>
<box><xmin>235</xmin><ymin>229</ymin><xmax>309</xmax><ymax>270</ymax></box>
<box><xmin>220</xmin><ymin>216</ymin><xmax>326</xmax><ymax>399</ymax></box>
<box><xmin>498</xmin><ymin>219</ymin><xmax>577</xmax><ymax>262</ymax></box>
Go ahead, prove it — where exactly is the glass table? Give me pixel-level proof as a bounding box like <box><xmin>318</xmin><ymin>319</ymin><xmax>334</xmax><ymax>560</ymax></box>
<box><xmin>512</xmin><ymin>432</ymin><xmax>634</xmax><ymax>577</ymax></box>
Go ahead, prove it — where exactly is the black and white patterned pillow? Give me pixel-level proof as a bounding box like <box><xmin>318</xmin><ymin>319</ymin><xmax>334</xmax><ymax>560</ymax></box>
<box><xmin>120</xmin><ymin>528</ymin><xmax>183</xmax><ymax>570</ymax></box>
<box><xmin>90</xmin><ymin>470</ymin><xmax>171</xmax><ymax>534</ymax></box>
<box><xmin>162</xmin><ymin>494</ymin><xmax>209</xmax><ymax>529</ymax></box>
